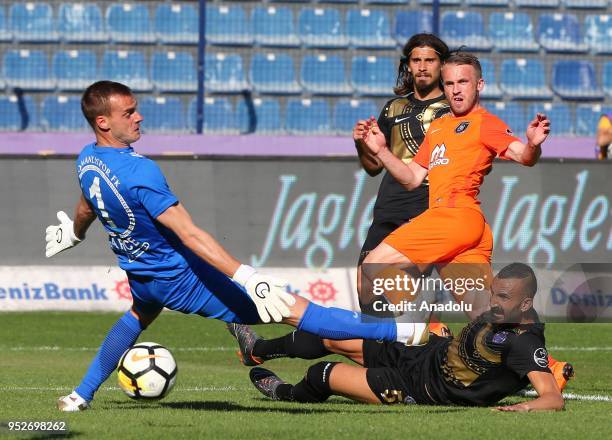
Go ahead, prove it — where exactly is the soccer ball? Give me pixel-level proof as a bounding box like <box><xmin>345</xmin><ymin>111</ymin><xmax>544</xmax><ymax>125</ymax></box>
<box><xmin>117</xmin><ymin>342</ymin><xmax>177</xmax><ymax>399</ymax></box>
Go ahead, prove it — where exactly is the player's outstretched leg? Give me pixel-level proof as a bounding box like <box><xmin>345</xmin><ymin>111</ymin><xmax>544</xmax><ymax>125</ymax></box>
<box><xmin>227</xmin><ymin>323</ymin><xmax>263</xmax><ymax>366</ymax></box>
<box><xmin>249</xmin><ymin>367</ymin><xmax>288</xmax><ymax>401</ymax></box>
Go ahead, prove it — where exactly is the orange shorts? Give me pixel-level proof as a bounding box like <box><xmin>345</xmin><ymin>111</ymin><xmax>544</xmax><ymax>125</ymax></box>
<box><xmin>383</xmin><ymin>207</ymin><xmax>492</xmax><ymax>264</ymax></box>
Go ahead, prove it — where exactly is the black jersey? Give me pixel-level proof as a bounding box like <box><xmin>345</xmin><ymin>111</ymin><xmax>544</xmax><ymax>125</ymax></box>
<box><xmin>373</xmin><ymin>93</ymin><xmax>450</xmax><ymax>222</ymax></box>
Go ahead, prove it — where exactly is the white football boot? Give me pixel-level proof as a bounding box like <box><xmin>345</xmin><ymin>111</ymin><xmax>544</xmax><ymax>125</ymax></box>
<box><xmin>57</xmin><ymin>391</ymin><xmax>90</xmax><ymax>412</ymax></box>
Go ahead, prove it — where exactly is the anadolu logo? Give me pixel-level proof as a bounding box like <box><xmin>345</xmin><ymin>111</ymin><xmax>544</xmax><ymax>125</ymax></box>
<box><xmin>306</xmin><ymin>279</ymin><xmax>338</xmax><ymax>304</ymax></box>
<box><xmin>113</xmin><ymin>279</ymin><xmax>132</xmax><ymax>301</ymax></box>
<box><xmin>455</xmin><ymin>121</ymin><xmax>470</xmax><ymax>134</ymax></box>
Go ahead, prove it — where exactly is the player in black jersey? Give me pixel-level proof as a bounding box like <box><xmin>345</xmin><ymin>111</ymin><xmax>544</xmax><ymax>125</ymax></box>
<box><xmin>231</xmin><ymin>263</ymin><xmax>564</xmax><ymax>411</ymax></box>
<box><xmin>353</xmin><ymin>34</ymin><xmax>451</xmax><ymax>318</ymax></box>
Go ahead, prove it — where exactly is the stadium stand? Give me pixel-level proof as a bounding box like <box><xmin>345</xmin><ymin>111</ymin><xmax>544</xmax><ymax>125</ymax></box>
<box><xmin>236</xmin><ymin>97</ymin><xmax>283</xmax><ymax>134</ymax></box>
<box><xmin>189</xmin><ymin>96</ymin><xmax>238</xmax><ymax>134</ymax></box>
<box><xmin>58</xmin><ymin>3</ymin><xmax>107</xmax><ymax>43</ymax></box>
<box><xmin>53</xmin><ymin>50</ymin><xmax>98</xmax><ymax>91</ymax></box>
<box><xmin>346</xmin><ymin>9</ymin><xmax>395</xmax><ymax>49</ymax></box>
<box><xmin>585</xmin><ymin>14</ymin><xmax>612</xmax><ymax>54</ymax></box>
<box><xmin>0</xmin><ymin>95</ymin><xmax>37</xmax><ymax>131</ymax></box>
<box><xmin>101</xmin><ymin>50</ymin><xmax>152</xmax><ymax>92</ymax></box>
<box><xmin>538</xmin><ymin>13</ymin><xmax>588</xmax><ymax>53</ymax></box>
<box><xmin>441</xmin><ymin>11</ymin><xmax>492</xmax><ymax>51</ymax></box>
<box><xmin>205</xmin><ymin>53</ymin><xmax>249</xmax><ymax>93</ymax></box>
<box><xmin>301</xmin><ymin>54</ymin><xmax>352</xmax><ymax>95</ymax></box>
<box><xmin>10</xmin><ymin>2</ymin><xmax>58</xmax><ymax>43</ymax></box>
<box><xmin>286</xmin><ymin>98</ymin><xmax>331</xmax><ymax>134</ymax></box>
<box><xmin>576</xmin><ymin>104</ymin><xmax>612</xmax><ymax>136</ymax></box>
<box><xmin>565</xmin><ymin>0</ymin><xmax>608</xmax><ymax>8</ymax></box>
<box><xmin>252</xmin><ymin>6</ymin><xmax>300</xmax><ymax>47</ymax></box>
<box><xmin>154</xmin><ymin>3</ymin><xmax>198</xmax><ymax>45</ymax></box>
<box><xmin>489</xmin><ymin>101</ymin><xmax>527</xmax><ymax>135</ymax></box>
<box><xmin>604</xmin><ymin>62</ymin><xmax>612</xmax><ymax>98</ymax></box>
<box><xmin>298</xmin><ymin>7</ymin><xmax>348</xmax><ymax>48</ymax></box>
<box><xmin>552</xmin><ymin>60</ymin><xmax>601</xmax><ymax>100</ymax></box>
<box><xmin>489</xmin><ymin>12</ymin><xmax>539</xmax><ymax>52</ymax></box>
<box><xmin>0</xmin><ymin>6</ymin><xmax>10</xmax><ymax>42</ymax></box>
<box><xmin>514</xmin><ymin>0</ymin><xmax>559</xmax><ymax>7</ymax></box>
<box><xmin>351</xmin><ymin>56</ymin><xmax>396</xmax><ymax>96</ymax></box>
<box><xmin>205</xmin><ymin>4</ymin><xmax>252</xmax><ymax>46</ymax></box>
<box><xmin>106</xmin><ymin>3</ymin><xmax>155</xmax><ymax>44</ymax></box>
<box><xmin>480</xmin><ymin>58</ymin><xmax>502</xmax><ymax>99</ymax></box>
<box><xmin>333</xmin><ymin>98</ymin><xmax>378</xmax><ymax>135</ymax></box>
<box><xmin>500</xmin><ymin>59</ymin><xmax>552</xmax><ymax>99</ymax></box>
<box><xmin>3</xmin><ymin>50</ymin><xmax>55</xmax><ymax>91</ymax></box>
<box><xmin>139</xmin><ymin>96</ymin><xmax>185</xmax><ymax>133</ymax></box>
<box><xmin>151</xmin><ymin>51</ymin><xmax>197</xmax><ymax>93</ymax></box>
<box><xmin>528</xmin><ymin>102</ymin><xmax>573</xmax><ymax>136</ymax></box>
<box><xmin>250</xmin><ymin>53</ymin><xmax>301</xmax><ymax>94</ymax></box>
<box><xmin>41</xmin><ymin>95</ymin><xmax>88</xmax><ymax>132</ymax></box>
<box><xmin>394</xmin><ymin>11</ymin><xmax>433</xmax><ymax>45</ymax></box>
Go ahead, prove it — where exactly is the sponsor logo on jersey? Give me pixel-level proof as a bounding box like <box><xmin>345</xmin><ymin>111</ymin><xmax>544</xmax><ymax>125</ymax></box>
<box><xmin>533</xmin><ymin>347</ymin><xmax>549</xmax><ymax>368</ymax></box>
<box><xmin>429</xmin><ymin>144</ymin><xmax>450</xmax><ymax>168</ymax></box>
<box><xmin>492</xmin><ymin>331</ymin><xmax>509</xmax><ymax>344</ymax></box>
<box><xmin>455</xmin><ymin>121</ymin><xmax>470</xmax><ymax>134</ymax></box>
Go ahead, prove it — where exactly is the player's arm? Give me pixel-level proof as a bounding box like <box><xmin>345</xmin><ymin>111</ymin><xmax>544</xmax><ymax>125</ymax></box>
<box><xmin>45</xmin><ymin>194</ymin><xmax>96</xmax><ymax>258</ymax></box>
<box><xmin>503</xmin><ymin>114</ymin><xmax>550</xmax><ymax>167</ymax></box>
<box><xmin>495</xmin><ymin>371</ymin><xmax>564</xmax><ymax>412</ymax></box>
<box><xmin>354</xmin><ymin>119</ymin><xmax>383</xmax><ymax>176</ymax></box>
<box><xmin>156</xmin><ymin>203</ymin><xmax>295</xmax><ymax>323</ymax></box>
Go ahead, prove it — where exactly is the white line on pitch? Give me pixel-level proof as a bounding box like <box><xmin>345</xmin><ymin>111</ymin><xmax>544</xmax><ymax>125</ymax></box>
<box><xmin>519</xmin><ymin>390</ymin><xmax>612</xmax><ymax>402</ymax></box>
<box><xmin>548</xmin><ymin>346</ymin><xmax>612</xmax><ymax>352</ymax></box>
<box><xmin>0</xmin><ymin>386</ymin><xmax>246</xmax><ymax>392</ymax></box>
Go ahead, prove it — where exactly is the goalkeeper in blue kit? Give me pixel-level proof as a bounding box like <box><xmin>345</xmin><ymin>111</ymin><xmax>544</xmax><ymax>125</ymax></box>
<box><xmin>46</xmin><ymin>81</ymin><xmax>420</xmax><ymax>412</ymax></box>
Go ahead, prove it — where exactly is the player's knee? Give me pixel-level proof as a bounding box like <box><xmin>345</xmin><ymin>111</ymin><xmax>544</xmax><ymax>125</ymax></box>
<box><xmin>305</xmin><ymin>361</ymin><xmax>338</xmax><ymax>401</ymax></box>
<box><xmin>322</xmin><ymin>339</ymin><xmax>341</xmax><ymax>352</ymax></box>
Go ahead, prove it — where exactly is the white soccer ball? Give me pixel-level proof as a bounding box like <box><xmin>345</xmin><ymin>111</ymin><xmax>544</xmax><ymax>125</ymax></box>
<box><xmin>117</xmin><ymin>342</ymin><xmax>177</xmax><ymax>400</ymax></box>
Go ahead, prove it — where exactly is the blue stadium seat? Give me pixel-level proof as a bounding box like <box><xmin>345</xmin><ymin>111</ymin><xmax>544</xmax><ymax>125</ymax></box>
<box><xmin>480</xmin><ymin>59</ymin><xmax>502</xmax><ymax>99</ymax></box>
<box><xmin>3</xmin><ymin>50</ymin><xmax>54</xmax><ymax>90</ymax></box>
<box><xmin>139</xmin><ymin>96</ymin><xmax>185</xmax><ymax>133</ymax></box>
<box><xmin>351</xmin><ymin>56</ymin><xmax>396</xmax><ymax>96</ymax></box>
<box><xmin>489</xmin><ymin>13</ymin><xmax>539</xmax><ymax>52</ymax></box>
<box><xmin>604</xmin><ymin>62</ymin><xmax>612</xmax><ymax>98</ymax></box>
<box><xmin>333</xmin><ymin>99</ymin><xmax>378</xmax><ymax>134</ymax></box>
<box><xmin>58</xmin><ymin>3</ymin><xmax>107</xmax><ymax>43</ymax></box>
<box><xmin>538</xmin><ymin>13</ymin><xmax>588</xmax><ymax>52</ymax></box>
<box><xmin>10</xmin><ymin>2</ymin><xmax>58</xmax><ymax>42</ymax></box>
<box><xmin>52</xmin><ymin>50</ymin><xmax>97</xmax><ymax>91</ymax></box>
<box><xmin>488</xmin><ymin>102</ymin><xmax>527</xmax><ymax>135</ymax></box>
<box><xmin>206</xmin><ymin>5</ymin><xmax>252</xmax><ymax>46</ymax></box>
<box><xmin>154</xmin><ymin>4</ymin><xmax>198</xmax><ymax>45</ymax></box>
<box><xmin>0</xmin><ymin>95</ymin><xmax>38</xmax><ymax>131</ymax></box>
<box><xmin>151</xmin><ymin>51</ymin><xmax>196</xmax><ymax>93</ymax></box>
<box><xmin>236</xmin><ymin>97</ymin><xmax>284</xmax><ymax>134</ymax></box>
<box><xmin>106</xmin><ymin>3</ymin><xmax>154</xmax><ymax>44</ymax></box>
<box><xmin>552</xmin><ymin>60</ymin><xmax>601</xmax><ymax>100</ymax></box>
<box><xmin>101</xmin><ymin>51</ymin><xmax>151</xmax><ymax>92</ymax></box>
<box><xmin>205</xmin><ymin>53</ymin><xmax>249</xmax><ymax>93</ymax></box>
<box><xmin>0</xmin><ymin>6</ymin><xmax>13</xmax><ymax>41</ymax></box>
<box><xmin>394</xmin><ymin>11</ymin><xmax>433</xmax><ymax>45</ymax></box>
<box><xmin>585</xmin><ymin>15</ymin><xmax>612</xmax><ymax>54</ymax></box>
<box><xmin>252</xmin><ymin>6</ymin><xmax>299</xmax><ymax>47</ymax></box>
<box><xmin>500</xmin><ymin>59</ymin><xmax>552</xmax><ymax>99</ymax></box>
<box><xmin>189</xmin><ymin>97</ymin><xmax>238</xmax><ymax>134</ymax></box>
<box><xmin>250</xmin><ymin>53</ymin><xmax>301</xmax><ymax>94</ymax></box>
<box><xmin>301</xmin><ymin>54</ymin><xmax>352</xmax><ymax>95</ymax></box>
<box><xmin>575</xmin><ymin>104</ymin><xmax>612</xmax><ymax>136</ymax></box>
<box><xmin>514</xmin><ymin>0</ymin><xmax>559</xmax><ymax>7</ymax></box>
<box><xmin>418</xmin><ymin>0</ymin><xmax>461</xmax><ymax>5</ymax></box>
<box><xmin>441</xmin><ymin>11</ymin><xmax>492</xmax><ymax>51</ymax></box>
<box><xmin>41</xmin><ymin>95</ymin><xmax>88</xmax><ymax>132</ymax></box>
<box><xmin>364</xmin><ymin>0</ymin><xmax>406</xmax><ymax>4</ymax></box>
<box><xmin>286</xmin><ymin>98</ymin><xmax>331</xmax><ymax>135</ymax></box>
<box><xmin>564</xmin><ymin>0</ymin><xmax>608</xmax><ymax>8</ymax></box>
<box><xmin>467</xmin><ymin>0</ymin><xmax>509</xmax><ymax>5</ymax></box>
<box><xmin>527</xmin><ymin>102</ymin><xmax>573</xmax><ymax>136</ymax></box>
<box><xmin>299</xmin><ymin>8</ymin><xmax>348</xmax><ymax>48</ymax></box>
<box><xmin>347</xmin><ymin>9</ymin><xmax>395</xmax><ymax>48</ymax></box>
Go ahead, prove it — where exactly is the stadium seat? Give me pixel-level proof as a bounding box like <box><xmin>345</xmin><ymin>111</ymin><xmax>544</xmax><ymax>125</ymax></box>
<box><xmin>333</xmin><ymin>99</ymin><xmax>378</xmax><ymax>134</ymax></box>
<box><xmin>346</xmin><ymin>9</ymin><xmax>395</xmax><ymax>48</ymax></box>
<box><xmin>286</xmin><ymin>98</ymin><xmax>331</xmax><ymax>135</ymax></box>
<box><xmin>52</xmin><ymin>50</ymin><xmax>98</xmax><ymax>91</ymax></box>
<box><xmin>575</xmin><ymin>104</ymin><xmax>612</xmax><ymax>136</ymax></box>
<box><xmin>298</xmin><ymin>8</ymin><xmax>348</xmax><ymax>48</ymax></box>
<box><xmin>205</xmin><ymin>53</ymin><xmax>249</xmax><ymax>93</ymax></box>
<box><xmin>467</xmin><ymin>0</ymin><xmax>509</xmax><ymax>5</ymax></box>
<box><xmin>106</xmin><ymin>3</ymin><xmax>154</xmax><ymax>44</ymax></box>
<box><xmin>0</xmin><ymin>6</ymin><xmax>12</xmax><ymax>41</ymax></box>
<box><xmin>10</xmin><ymin>2</ymin><xmax>58</xmax><ymax>42</ymax></box>
<box><xmin>206</xmin><ymin>5</ymin><xmax>252</xmax><ymax>46</ymax></box>
<box><xmin>151</xmin><ymin>51</ymin><xmax>196</xmax><ymax>93</ymax></box>
<box><xmin>585</xmin><ymin>15</ymin><xmax>612</xmax><ymax>54</ymax></box>
<box><xmin>488</xmin><ymin>102</ymin><xmax>527</xmax><ymax>135</ymax></box>
<box><xmin>441</xmin><ymin>11</ymin><xmax>492</xmax><ymax>51</ymax></box>
<box><xmin>364</xmin><ymin>0</ymin><xmax>406</xmax><ymax>4</ymax></box>
<box><xmin>301</xmin><ymin>54</ymin><xmax>352</xmax><ymax>95</ymax></box>
<box><xmin>138</xmin><ymin>96</ymin><xmax>185</xmax><ymax>133</ymax></box>
<box><xmin>41</xmin><ymin>95</ymin><xmax>88</xmax><ymax>132</ymax></box>
<box><xmin>418</xmin><ymin>0</ymin><xmax>461</xmax><ymax>5</ymax></box>
<box><xmin>189</xmin><ymin>97</ymin><xmax>238</xmax><ymax>134</ymax></box>
<box><xmin>500</xmin><ymin>59</ymin><xmax>552</xmax><ymax>99</ymax></box>
<box><xmin>250</xmin><ymin>53</ymin><xmax>301</xmax><ymax>94</ymax></box>
<box><xmin>480</xmin><ymin>59</ymin><xmax>502</xmax><ymax>99</ymax></box>
<box><xmin>101</xmin><ymin>50</ymin><xmax>151</xmax><ymax>92</ymax></box>
<box><xmin>604</xmin><ymin>62</ymin><xmax>612</xmax><ymax>98</ymax></box>
<box><xmin>564</xmin><ymin>0</ymin><xmax>608</xmax><ymax>8</ymax></box>
<box><xmin>252</xmin><ymin>6</ymin><xmax>299</xmax><ymax>47</ymax></box>
<box><xmin>0</xmin><ymin>95</ymin><xmax>38</xmax><ymax>131</ymax></box>
<box><xmin>58</xmin><ymin>3</ymin><xmax>107</xmax><ymax>43</ymax></box>
<box><xmin>394</xmin><ymin>11</ymin><xmax>433</xmax><ymax>45</ymax></box>
<box><xmin>154</xmin><ymin>4</ymin><xmax>198</xmax><ymax>45</ymax></box>
<box><xmin>538</xmin><ymin>13</ymin><xmax>588</xmax><ymax>52</ymax></box>
<box><xmin>236</xmin><ymin>97</ymin><xmax>284</xmax><ymax>134</ymax></box>
<box><xmin>3</xmin><ymin>50</ymin><xmax>54</xmax><ymax>90</ymax></box>
<box><xmin>527</xmin><ymin>102</ymin><xmax>573</xmax><ymax>136</ymax></box>
<box><xmin>514</xmin><ymin>0</ymin><xmax>559</xmax><ymax>7</ymax></box>
<box><xmin>552</xmin><ymin>60</ymin><xmax>601</xmax><ymax>100</ymax></box>
<box><xmin>489</xmin><ymin>13</ymin><xmax>539</xmax><ymax>52</ymax></box>
<box><xmin>351</xmin><ymin>56</ymin><xmax>396</xmax><ymax>96</ymax></box>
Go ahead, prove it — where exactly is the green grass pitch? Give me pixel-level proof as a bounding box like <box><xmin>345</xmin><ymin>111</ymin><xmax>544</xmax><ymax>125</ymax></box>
<box><xmin>1</xmin><ymin>312</ymin><xmax>611</xmax><ymax>439</ymax></box>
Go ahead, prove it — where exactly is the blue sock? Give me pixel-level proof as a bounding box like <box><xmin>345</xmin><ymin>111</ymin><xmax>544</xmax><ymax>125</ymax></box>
<box><xmin>297</xmin><ymin>303</ymin><xmax>397</xmax><ymax>341</ymax></box>
<box><xmin>75</xmin><ymin>311</ymin><xmax>143</xmax><ymax>401</ymax></box>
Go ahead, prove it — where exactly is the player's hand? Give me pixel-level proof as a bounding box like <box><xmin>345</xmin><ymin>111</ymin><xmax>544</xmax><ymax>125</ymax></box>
<box><xmin>526</xmin><ymin>113</ymin><xmax>550</xmax><ymax>147</ymax></box>
<box><xmin>494</xmin><ymin>403</ymin><xmax>531</xmax><ymax>412</ymax></box>
<box><xmin>362</xmin><ymin>117</ymin><xmax>387</xmax><ymax>156</ymax></box>
<box><xmin>45</xmin><ymin>211</ymin><xmax>82</xmax><ymax>258</ymax></box>
<box><xmin>233</xmin><ymin>265</ymin><xmax>296</xmax><ymax>323</ymax></box>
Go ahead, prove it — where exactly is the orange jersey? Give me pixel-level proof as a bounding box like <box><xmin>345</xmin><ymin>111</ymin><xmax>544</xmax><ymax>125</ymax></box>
<box><xmin>413</xmin><ymin>107</ymin><xmax>520</xmax><ymax>210</ymax></box>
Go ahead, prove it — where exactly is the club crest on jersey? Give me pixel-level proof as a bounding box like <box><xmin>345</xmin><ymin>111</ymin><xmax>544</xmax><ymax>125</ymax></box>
<box><xmin>455</xmin><ymin>121</ymin><xmax>470</xmax><ymax>134</ymax></box>
<box><xmin>429</xmin><ymin>143</ymin><xmax>449</xmax><ymax>168</ymax></box>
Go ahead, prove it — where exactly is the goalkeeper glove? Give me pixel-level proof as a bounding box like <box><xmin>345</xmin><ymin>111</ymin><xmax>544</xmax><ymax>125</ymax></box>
<box><xmin>232</xmin><ymin>265</ymin><xmax>296</xmax><ymax>323</ymax></box>
<box><xmin>45</xmin><ymin>211</ymin><xmax>82</xmax><ymax>258</ymax></box>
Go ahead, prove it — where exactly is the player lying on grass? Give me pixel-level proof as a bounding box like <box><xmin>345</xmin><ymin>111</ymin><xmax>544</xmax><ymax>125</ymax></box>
<box><xmin>46</xmin><ymin>81</ymin><xmax>426</xmax><ymax>412</ymax></box>
<box><xmin>229</xmin><ymin>263</ymin><xmax>565</xmax><ymax>412</ymax></box>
